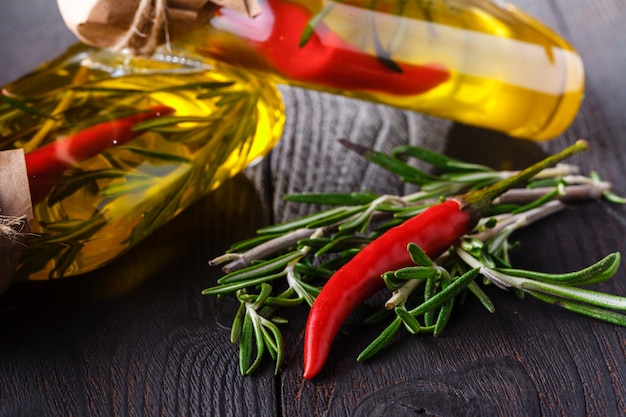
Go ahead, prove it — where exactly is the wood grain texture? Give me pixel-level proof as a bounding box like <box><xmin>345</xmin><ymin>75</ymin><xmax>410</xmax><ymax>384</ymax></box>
<box><xmin>1</xmin><ymin>0</ymin><xmax>626</xmax><ymax>416</ymax></box>
<box><xmin>0</xmin><ymin>175</ymin><xmax>277</xmax><ymax>417</ymax></box>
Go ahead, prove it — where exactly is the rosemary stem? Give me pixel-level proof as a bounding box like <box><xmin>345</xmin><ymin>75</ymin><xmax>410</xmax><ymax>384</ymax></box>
<box><xmin>494</xmin><ymin>183</ymin><xmax>611</xmax><ymax>204</ymax></box>
<box><xmin>23</xmin><ymin>65</ymin><xmax>90</xmax><ymax>152</ymax></box>
<box><xmin>472</xmin><ymin>200</ymin><xmax>565</xmax><ymax>241</ymax></box>
<box><xmin>385</xmin><ymin>278</ymin><xmax>425</xmax><ymax>309</ymax></box>
<box><xmin>212</xmin><ymin>227</ymin><xmax>320</xmax><ymax>273</ymax></box>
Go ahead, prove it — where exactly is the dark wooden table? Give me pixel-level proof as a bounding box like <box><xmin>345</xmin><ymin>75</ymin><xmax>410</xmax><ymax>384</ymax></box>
<box><xmin>1</xmin><ymin>1</ymin><xmax>625</xmax><ymax>416</ymax></box>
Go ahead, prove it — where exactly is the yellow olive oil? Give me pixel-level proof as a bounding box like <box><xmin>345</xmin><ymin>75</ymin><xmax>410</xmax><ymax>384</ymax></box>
<box><xmin>192</xmin><ymin>0</ymin><xmax>583</xmax><ymax>140</ymax></box>
<box><xmin>1</xmin><ymin>44</ymin><xmax>284</xmax><ymax>280</ymax></box>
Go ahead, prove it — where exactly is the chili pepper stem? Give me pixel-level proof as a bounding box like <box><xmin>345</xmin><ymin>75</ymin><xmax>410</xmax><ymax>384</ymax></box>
<box><xmin>461</xmin><ymin>140</ymin><xmax>589</xmax><ymax>220</ymax></box>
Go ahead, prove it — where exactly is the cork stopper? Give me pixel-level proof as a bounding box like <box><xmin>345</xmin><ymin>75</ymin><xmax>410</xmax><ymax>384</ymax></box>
<box><xmin>57</xmin><ymin>0</ymin><xmax>261</xmax><ymax>56</ymax></box>
<box><xmin>0</xmin><ymin>150</ymin><xmax>33</xmax><ymax>292</ymax></box>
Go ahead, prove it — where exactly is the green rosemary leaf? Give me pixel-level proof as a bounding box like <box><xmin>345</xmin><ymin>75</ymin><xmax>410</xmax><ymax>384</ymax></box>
<box><xmin>317</xmin><ymin>248</ymin><xmax>359</xmax><ymax>270</ymax></box>
<box><xmin>395</xmin><ymin>307</ymin><xmax>421</xmax><ymax>334</ymax></box>
<box><xmin>299</xmin><ymin>1</ymin><xmax>335</xmax><ymax>47</ymax></box>
<box><xmin>433</xmin><ymin>298</ymin><xmax>454</xmax><ymax>337</ymax></box>
<box><xmin>293</xmin><ymin>262</ymin><xmax>334</xmax><ymax>279</ymax></box>
<box><xmin>312</xmin><ymin>235</ymin><xmax>370</xmax><ymax>257</ymax></box>
<box><xmin>245</xmin><ymin>318</ymin><xmax>266</xmax><ymax>375</ymax></box>
<box><xmin>228</xmin><ymin>233</ymin><xmax>283</xmax><ymax>253</ymax></box>
<box><xmin>519</xmin><ymin>279</ymin><xmax>626</xmax><ymax>310</ymax></box>
<box><xmin>0</xmin><ymin>94</ymin><xmax>55</xmax><ymax>119</ymax></box>
<box><xmin>305</xmin><ymin>206</ymin><xmax>366</xmax><ymax>229</ymax></box>
<box><xmin>202</xmin><ymin>271</ymin><xmax>286</xmax><ymax>295</ymax></box>
<box><xmin>297</xmin><ymin>236</ymin><xmax>337</xmax><ymax>250</ymax></box>
<box><xmin>527</xmin><ymin>290</ymin><xmax>626</xmax><ymax>327</ymax></box>
<box><xmin>209</xmin><ymin>91</ymin><xmax>248</xmax><ymax>108</ymax></box>
<box><xmin>156</xmin><ymin>81</ymin><xmax>235</xmax><ymax>92</ymax></box>
<box><xmin>382</xmin><ymin>272</ymin><xmax>401</xmax><ymax>290</ymax></box>
<box><xmin>260</xmin><ymin>323</ymin><xmax>278</xmax><ymax>357</ymax></box>
<box><xmin>37</xmin><ymin>216</ymin><xmax>105</xmax><ymax>243</ymax></box>
<box><xmin>370</xmin><ymin>20</ymin><xmax>403</xmax><ymax>73</ymax></box>
<box><xmin>391</xmin><ymin>144</ymin><xmax>493</xmax><ymax>173</ymax></box>
<box><xmin>603</xmin><ymin>190</ymin><xmax>626</xmax><ymax>204</ymax></box>
<box><xmin>264</xmin><ymin>320</ymin><xmax>284</xmax><ymax>374</ymax></box>
<box><xmin>132</xmin><ymin>115</ymin><xmax>217</xmax><ymax>131</ymax></box>
<box><xmin>526</xmin><ymin>178</ymin><xmax>562</xmax><ymax>188</ymax></box>
<box><xmin>101</xmin><ymin>177</ymin><xmax>152</xmax><ymax>198</ymax></box>
<box><xmin>257</xmin><ymin>206</ymin><xmax>356</xmax><ymax>234</ymax></box>
<box><xmin>408</xmin><ymin>268</ymin><xmax>480</xmax><ymax>316</ymax></box>
<box><xmin>467</xmin><ymin>281</ymin><xmax>495</xmax><ymax>313</ymax></box>
<box><xmin>588</xmin><ymin>171</ymin><xmax>626</xmax><ymax>203</ymax></box>
<box><xmin>117</xmin><ymin>145</ymin><xmax>192</xmax><ymax>163</ymax></box>
<box><xmin>50</xmin><ymin>242</ymin><xmax>84</xmax><ymax>278</ymax></box>
<box><xmin>15</xmin><ymin>244</ymin><xmax>65</xmax><ymax>278</ymax></box>
<box><xmin>436</xmin><ymin>171</ymin><xmax>503</xmax><ymax>186</ymax></box>
<box><xmin>46</xmin><ymin>168</ymin><xmax>131</xmax><ymax>205</ymax></box>
<box><xmin>390</xmin><ymin>204</ymin><xmax>432</xmax><ymax>220</ymax></box>
<box><xmin>68</xmin><ymin>108</ymin><xmax>163</xmax><ymax>130</ymax></box>
<box><xmin>263</xmin><ymin>296</ymin><xmax>304</xmax><ymax>308</ymax></box>
<box><xmin>367</xmin><ymin>150</ymin><xmax>437</xmax><ymax>185</ymax></box>
<box><xmin>271</xmin><ymin>316</ymin><xmax>289</xmax><ymax>325</ymax></box>
<box><xmin>284</xmin><ymin>191</ymin><xmax>379</xmax><ymax>206</ymax></box>
<box><xmin>239</xmin><ymin>313</ymin><xmax>254</xmax><ymax>375</ymax></box>
<box><xmin>357</xmin><ymin>317</ymin><xmax>403</xmax><ymax>362</ymax></box>
<box><xmin>482</xmin><ymin>217</ymin><xmax>498</xmax><ymax>229</ymax></box>
<box><xmin>217</xmin><ymin>251</ymin><xmax>303</xmax><ymax>283</ymax></box>
<box><xmin>230</xmin><ymin>301</ymin><xmax>246</xmax><ymax>343</ymax></box>
<box><xmin>423</xmin><ymin>276</ymin><xmax>437</xmax><ymax>326</ymax></box>
<box><xmin>363</xmin><ymin>306</ymin><xmax>395</xmax><ymax>325</ymax></box>
<box><xmin>72</xmin><ymin>86</ymin><xmax>146</xmax><ymax>94</ymax></box>
<box><xmin>253</xmin><ymin>283</ymin><xmax>274</xmax><ymax>309</ymax></box>
<box><xmin>432</xmin><ymin>273</ymin><xmax>454</xmax><ymax>336</ymax></box>
<box><xmin>407</xmin><ymin>242</ymin><xmax>433</xmax><ymax>267</ymax></box>
<box><xmin>338</xmin><ymin>207</ymin><xmax>376</xmax><ymax>233</ymax></box>
<box><xmin>510</xmin><ymin>188</ymin><xmax>559</xmax><ymax>214</ymax></box>
<box><xmin>393</xmin><ymin>266</ymin><xmax>438</xmax><ymax>280</ymax></box>
<box><xmin>496</xmin><ymin>252</ymin><xmax>620</xmax><ymax>286</ymax></box>
<box><xmin>338</xmin><ymin>139</ymin><xmax>437</xmax><ymax>185</ymax></box>
<box><xmin>485</xmin><ymin>204</ymin><xmax>522</xmax><ymax>216</ymax></box>
<box><xmin>294</xmin><ymin>284</ymin><xmax>319</xmax><ymax>307</ymax></box>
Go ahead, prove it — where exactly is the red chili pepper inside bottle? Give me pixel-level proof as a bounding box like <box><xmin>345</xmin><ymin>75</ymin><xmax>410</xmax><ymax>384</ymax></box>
<box><xmin>206</xmin><ymin>0</ymin><xmax>450</xmax><ymax>96</ymax></box>
<box><xmin>191</xmin><ymin>0</ymin><xmax>584</xmax><ymax>140</ymax></box>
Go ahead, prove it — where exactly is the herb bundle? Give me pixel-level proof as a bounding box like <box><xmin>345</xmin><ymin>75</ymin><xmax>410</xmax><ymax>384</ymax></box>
<box><xmin>205</xmin><ymin>140</ymin><xmax>625</xmax><ymax>376</ymax></box>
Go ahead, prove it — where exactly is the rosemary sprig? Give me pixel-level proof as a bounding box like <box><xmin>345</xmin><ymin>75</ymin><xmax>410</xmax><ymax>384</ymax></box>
<box><xmin>206</xmin><ymin>140</ymin><xmax>626</xmax><ymax>374</ymax></box>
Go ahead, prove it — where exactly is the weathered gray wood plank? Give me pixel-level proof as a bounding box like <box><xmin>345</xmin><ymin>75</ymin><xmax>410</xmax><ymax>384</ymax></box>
<box><xmin>0</xmin><ymin>0</ymin><xmax>625</xmax><ymax>416</ymax></box>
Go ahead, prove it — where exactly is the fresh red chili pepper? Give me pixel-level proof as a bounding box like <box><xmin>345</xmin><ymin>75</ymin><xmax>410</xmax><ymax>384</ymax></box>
<box><xmin>24</xmin><ymin>105</ymin><xmax>174</xmax><ymax>204</ymax></box>
<box><xmin>302</xmin><ymin>140</ymin><xmax>589</xmax><ymax>379</ymax></box>
<box><xmin>209</xmin><ymin>0</ymin><xmax>450</xmax><ymax>96</ymax></box>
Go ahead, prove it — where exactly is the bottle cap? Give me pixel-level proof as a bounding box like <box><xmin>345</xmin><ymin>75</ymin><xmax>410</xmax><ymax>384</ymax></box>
<box><xmin>56</xmin><ymin>0</ymin><xmax>261</xmax><ymax>56</ymax></box>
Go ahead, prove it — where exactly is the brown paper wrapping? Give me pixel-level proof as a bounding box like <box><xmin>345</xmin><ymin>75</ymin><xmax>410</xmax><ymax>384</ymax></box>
<box><xmin>0</xmin><ymin>149</ymin><xmax>33</xmax><ymax>293</ymax></box>
<box><xmin>57</xmin><ymin>0</ymin><xmax>260</xmax><ymax>56</ymax></box>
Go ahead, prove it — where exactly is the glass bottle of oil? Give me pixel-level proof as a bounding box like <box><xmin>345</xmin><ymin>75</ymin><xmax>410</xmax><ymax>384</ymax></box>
<box><xmin>188</xmin><ymin>0</ymin><xmax>584</xmax><ymax>140</ymax></box>
<box><xmin>1</xmin><ymin>44</ymin><xmax>285</xmax><ymax>280</ymax></box>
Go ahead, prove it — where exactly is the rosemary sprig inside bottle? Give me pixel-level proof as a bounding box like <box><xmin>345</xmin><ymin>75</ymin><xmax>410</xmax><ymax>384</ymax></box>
<box><xmin>206</xmin><ymin>140</ymin><xmax>625</xmax><ymax>376</ymax></box>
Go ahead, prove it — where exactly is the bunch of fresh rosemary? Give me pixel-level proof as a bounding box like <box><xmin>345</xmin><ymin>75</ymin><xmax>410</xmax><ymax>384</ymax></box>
<box><xmin>205</xmin><ymin>139</ymin><xmax>626</xmax><ymax>375</ymax></box>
